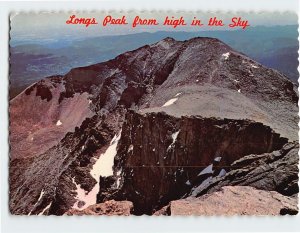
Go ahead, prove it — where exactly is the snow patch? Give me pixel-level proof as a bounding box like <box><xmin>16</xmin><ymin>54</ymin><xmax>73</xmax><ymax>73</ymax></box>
<box><xmin>185</xmin><ymin>180</ymin><xmax>191</xmax><ymax>186</ymax></box>
<box><xmin>93</xmin><ymin>131</ymin><xmax>122</xmax><ymax>177</ymax></box>
<box><xmin>56</xmin><ymin>120</ymin><xmax>62</xmax><ymax>126</ymax></box>
<box><xmin>71</xmin><ymin>131</ymin><xmax>122</xmax><ymax>210</ymax></box>
<box><xmin>198</xmin><ymin>164</ymin><xmax>213</xmax><ymax>176</ymax></box>
<box><xmin>37</xmin><ymin>189</ymin><xmax>45</xmax><ymax>202</ymax></box>
<box><xmin>167</xmin><ymin>130</ymin><xmax>180</xmax><ymax>151</ymax></box>
<box><xmin>218</xmin><ymin>169</ymin><xmax>227</xmax><ymax>177</ymax></box>
<box><xmin>251</xmin><ymin>64</ymin><xmax>258</xmax><ymax>68</ymax></box>
<box><xmin>38</xmin><ymin>201</ymin><xmax>52</xmax><ymax>216</ymax></box>
<box><xmin>71</xmin><ymin>177</ymin><xmax>99</xmax><ymax>210</ymax></box>
<box><xmin>214</xmin><ymin>156</ymin><xmax>222</xmax><ymax>162</ymax></box>
<box><xmin>222</xmin><ymin>52</ymin><xmax>230</xmax><ymax>60</ymax></box>
<box><xmin>171</xmin><ymin>131</ymin><xmax>180</xmax><ymax>142</ymax></box>
<box><xmin>116</xmin><ymin>169</ymin><xmax>122</xmax><ymax>176</ymax></box>
<box><xmin>28</xmin><ymin>189</ymin><xmax>45</xmax><ymax>215</ymax></box>
<box><xmin>175</xmin><ymin>92</ymin><xmax>182</xmax><ymax>97</ymax></box>
<box><xmin>116</xmin><ymin>177</ymin><xmax>121</xmax><ymax>188</ymax></box>
<box><xmin>127</xmin><ymin>144</ymin><xmax>134</xmax><ymax>153</ymax></box>
<box><xmin>162</xmin><ymin>98</ymin><xmax>178</xmax><ymax>107</ymax></box>
<box><xmin>238</xmin><ymin>89</ymin><xmax>241</xmax><ymax>93</ymax></box>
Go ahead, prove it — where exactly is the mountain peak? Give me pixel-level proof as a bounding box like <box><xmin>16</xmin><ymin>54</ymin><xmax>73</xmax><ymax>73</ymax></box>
<box><xmin>9</xmin><ymin>36</ymin><xmax>298</xmax><ymax>216</ymax></box>
<box><xmin>162</xmin><ymin>36</ymin><xmax>176</xmax><ymax>42</ymax></box>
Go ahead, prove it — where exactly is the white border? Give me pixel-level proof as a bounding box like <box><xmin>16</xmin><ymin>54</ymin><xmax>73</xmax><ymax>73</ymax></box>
<box><xmin>1</xmin><ymin>1</ymin><xmax>300</xmax><ymax>233</ymax></box>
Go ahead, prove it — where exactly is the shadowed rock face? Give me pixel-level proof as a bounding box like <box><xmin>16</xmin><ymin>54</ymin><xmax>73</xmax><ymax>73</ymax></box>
<box><xmin>24</xmin><ymin>78</ymin><xmax>55</xmax><ymax>101</ymax></box>
<box><xmin>9</xmin><ymin>37</ymin><xmax>298</xmax><ymax>215</ymax></box>
<box><xmin>98</xmin><ymin>111</ymin><xmax>288</xmax><ymax>215</ymax></box>
<box><xmin>155</xmin><ymin>186</ymin><xmax>298</xmax><ymax>216</ymax></box>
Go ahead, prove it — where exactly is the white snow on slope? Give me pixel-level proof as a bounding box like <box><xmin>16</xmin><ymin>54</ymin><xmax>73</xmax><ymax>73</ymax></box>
<box><xmin>175</xmin><ymin>92</ymin><xmax>182</xmax><ymax>97</ymax></box>
<box><xmin>56</xmin><ymin>120</ymin><xmax>62</xmax><ymax>126</ymax></box>
<box><xmin>128</xmin><ymin>144</ymin><xmax>134</xmax><ymax>153</ymax></box>
<box><xmin>116</xmin><ymin>177</ymin><xmax>121</xmax><ymax>188</ymax></box>
<box><xmin>171</xmin><ymin>131</ymin><xmax>180</xmax><ymax>143</ymax></box>
<box><xmin>117</xmin><ymin>169</ymin><xmax>122</xmax><ymax>176</ymax></box>
<box><xmin>162</xmin><ymin>98</ymin><xmax>178</xmax><ymax>107</ymax></box>
<box><xmin>238</xmin><ymin>89</ymin><xmax>241</xmax><ymax>93</ymax></box>
<box><xmin>28</xmin><ymin>189</ymin><xmax>45</xmax><ymax>215</ymax></box>
<box><xmin>37</xmin><ymin>189</ymin><xmax>45</xmax><ymax>202</ymax></box>
<box><xmin>214</xmin><ymin>156</ymin><xmax>222</xmax><ymax>162</ymax></box>
<box><xmin>71</xmin><ymin>131</ymin><xmax>122</xmax><ymax>210</ymax></box>
<box><xmin>38</xmin><ymin>201</ymin><xmax>52</xmax><ymax>216</ymax></box>
<box><xmin>167</xmin><ymin>130</ymin><xmax>180</xmax><ymax>151</ymax></box>
<box><xmin>218</xmin><ymin>169</ymin><xmax>227</xmax><ymax>177</ymax></box>
<box><xmin>198</xmin><ymin>164</ymin><xmax>213</xmax><ymax>176</ymax></box>
<box><xmin>251</xmin><ymin>64</ymin><xmax>258</xmax><ymax>68</ymax></box>
<box><xmin>93</xmin><ymin>131</ymin><xmax>122</xmax><ymax>177</ymax></box>
<box><xmin>72</xmin><ymin>177</ymin><xmax>90</xmax><ymax>209</ymax></box>
<box><xmin>72</xmin><ymin>176</ymin><xmax>100</xmax><ymax>210</ymax></box>
<box><xmin>222</xmin><ymin>52</ymin><xmax>230</xmax><ymax>60</ymax></box>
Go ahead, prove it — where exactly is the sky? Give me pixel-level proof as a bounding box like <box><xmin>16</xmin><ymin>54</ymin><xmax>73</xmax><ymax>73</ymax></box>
<box><xmin>10</xmin><ymin>11</ymin><xmax>298</xmax><ymax>44</ymax></box>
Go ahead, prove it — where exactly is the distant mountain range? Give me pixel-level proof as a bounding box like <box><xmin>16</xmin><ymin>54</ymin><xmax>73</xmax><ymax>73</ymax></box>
<box><xmin>9</xmin><ymin>25</ymin><xmax>299</xmax><ymax>98</ymax></box>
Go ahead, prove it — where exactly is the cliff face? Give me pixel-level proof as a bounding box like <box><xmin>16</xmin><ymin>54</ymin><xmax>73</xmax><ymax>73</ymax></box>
<box><xmin>99</xmin><ymin>111</ymin><xmax>288</xmax><ymax>214</ymax></box>
<box><xmin>9</xmin><ymin>37</ymin><xmax>299</xmax><ymax>215</ymax></box>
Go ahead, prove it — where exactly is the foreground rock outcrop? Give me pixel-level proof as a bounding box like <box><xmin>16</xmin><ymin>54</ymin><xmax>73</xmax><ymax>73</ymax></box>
<box><xmin>155</xmin><ymin>186</ymin><xmax>298</xmax><ymax>216</ymax></box>
<box><xmin>65</xmin><ymin>200</ymin><xmax>133</xmax><ymax>216</ymax></box>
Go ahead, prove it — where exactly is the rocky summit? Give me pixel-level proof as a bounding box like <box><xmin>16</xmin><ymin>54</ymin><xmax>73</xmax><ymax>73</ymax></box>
<box><xmin>9</xmin><ymin>37</ymin><xmax>298</xmax><ymax>215</ymax></box>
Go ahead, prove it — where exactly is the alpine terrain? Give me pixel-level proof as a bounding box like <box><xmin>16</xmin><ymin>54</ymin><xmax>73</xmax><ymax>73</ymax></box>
<box><xmin>9</xmin><ymin>37</ymin><xmax>298</xmax><ymax>215</ymax></box>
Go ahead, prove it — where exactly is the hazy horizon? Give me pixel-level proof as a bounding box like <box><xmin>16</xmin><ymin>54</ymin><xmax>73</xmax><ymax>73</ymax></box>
<box><xmin>10</xmin><ymin>11</ymin><xmax>298</xmax><ymax>45</ymax></box>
